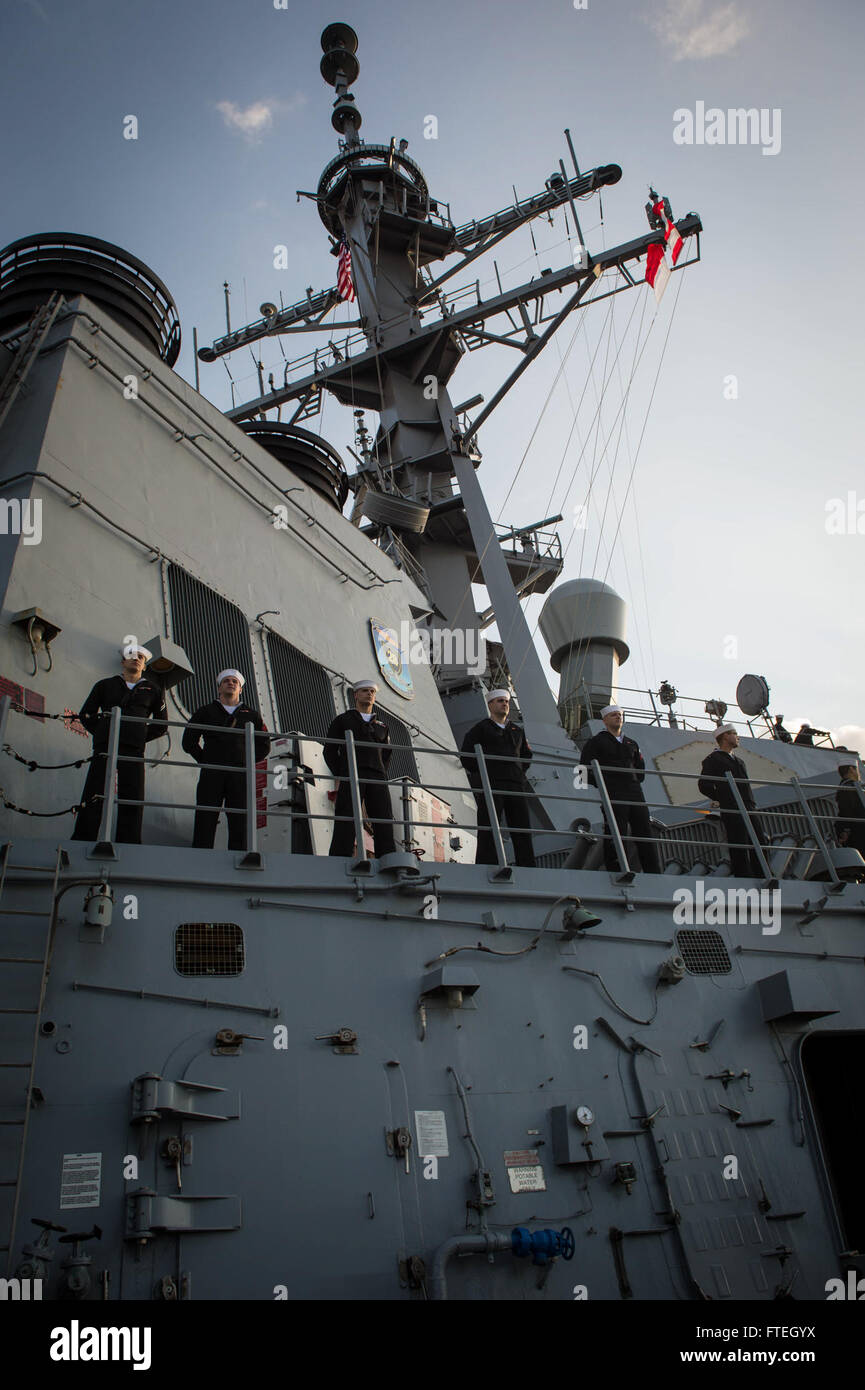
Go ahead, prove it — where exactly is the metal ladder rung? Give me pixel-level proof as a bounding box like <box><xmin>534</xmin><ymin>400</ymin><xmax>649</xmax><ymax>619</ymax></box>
<box><xmin>0</xmin><ymin>957</ymin><xmax>44</xmax><ymax>964</ymax></box>
<box><xmin>0</xmin><ymin>1120</ymin><xmax>26</xmax><ymax>1126</ymax></box>
<box><xmin>0</xmin><ymin>1063</ymin><xmax>30</xmax><ymax>1068</ymax></box>
<box><xmin>0</xmin><ymin>909</ymin><xmax>51</xmax><ymax>917</ymax></box>
<box><xmin>0</xmin><ymin>1009</ymin><xmax>38</xmax><ymax>1015</ymax></box>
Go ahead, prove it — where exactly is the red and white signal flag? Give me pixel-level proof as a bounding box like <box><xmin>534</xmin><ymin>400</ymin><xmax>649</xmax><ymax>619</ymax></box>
<box><xmin>645</xmin><ymin>193</ymin><xmax>683</xmax><ymax>304</ymax></box>
<box><xmin>337</xmin><ymin>235</ymin><xmax>356</xmax><ymax>303</ymax></box>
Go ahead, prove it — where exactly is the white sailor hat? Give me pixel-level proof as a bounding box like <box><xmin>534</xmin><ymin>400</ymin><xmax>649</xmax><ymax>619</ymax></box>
<box><xmin>600</xmin><ymin>703</ymin><xmax>622</xmax><ymax>717</ymax></box>
<box><xmin>486</xmin><ymin>688</ymin><xmax>511</xmax><ymax>702</ymax></box>
<box><xmin>217</xmin><ymin>669</ymin><xmax>245</xmax><ymax>687</ymax></box>
<box><xmin>352</xmin><ymin>678</ymin><xmax>379</xmax><ymax>692</ymax></box>
<box><xmin>120</xmin><ymin>644</ymin><xmax>152</xmax><ymax>662</ymax></box>
<box><xmin>714</xmin><ymin>723</ymin><xmax>737</xmax><ymax>740</ymax></box>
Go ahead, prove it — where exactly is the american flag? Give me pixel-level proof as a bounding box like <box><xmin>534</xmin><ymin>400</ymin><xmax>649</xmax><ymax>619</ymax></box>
<box><xmin>336</xmin><ymin>235</ymin><xmax>355</xmax><ymax>302</ymax></box>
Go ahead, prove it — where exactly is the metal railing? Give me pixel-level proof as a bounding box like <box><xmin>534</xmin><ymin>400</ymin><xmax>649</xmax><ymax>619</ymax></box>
<box><xmin>0</xmin><ymin>694</ymin><xmax>863</xmax><ymax>881</ymax></box>
<box><xmin>496</xmin><ymin>524</ymin><xmax>563</xmax><ymax>564</ymax></box>
<box><xmin>572</xmin><ymin>682</ymin><xmax>840</xmax><ymax>746</ymax></box>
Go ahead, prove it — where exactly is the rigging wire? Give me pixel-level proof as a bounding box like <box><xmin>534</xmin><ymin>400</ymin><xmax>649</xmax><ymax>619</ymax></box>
<box><xmin>586</xmin><ymin>304</ymin><xmax>651</xmax><ymax>691</ymax></box>
<box><xmin>603</xmin><ymin>297</ymin><xmax>658</xmax><ymax>689</ymax></box>
<box><xmin>523</xmin><ymin>206</ymin><xmax>653</xmax><ymax>694</ymax></box>
<box><xmin>509</xmin><ymin>289</ymin><xmax>652</xmax><ymax>687</ymax></box>
<box><xmin>554</xmin><ymin>296</ymin><xmax>653</xmax><ymax>695</ymax></box>
<box><xmin>565</xmin><ymin>268</ymin><xmax>688</xmax><ymax>696</ymax></box>
<box><xmin>446</xmin><ymin>216</ymin><xmax>617</xmax><ymax>642</ymax></box>
<box><xmin>493</xmin><ymin>310</ymin><xmax>592</xmax><ymax>525</ymax></box>
<box><xmin>512</xmin><ymin>276</ymin><xmax>676</xmax><ymax>692</ymax></box>
<box><xmin>471</xmin><ymin>219</ymin><xmax>617</xmax><ymax>659</ymax></box>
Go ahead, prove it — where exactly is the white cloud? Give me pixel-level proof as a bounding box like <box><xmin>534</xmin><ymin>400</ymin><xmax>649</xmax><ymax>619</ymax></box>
<box><xmin>215</xmin><ymin>92</ymin><xmax>306</xmax><ymax>142</ymax></box>
<box><xmin>832</xmin><ymin>725</ymin><xmax>865</xmax><ymax>758</ymax></box>
<box><xmin>649</xmin><ymin>0</ymin><xmax>749</xmax><ymax>61</ymax></box>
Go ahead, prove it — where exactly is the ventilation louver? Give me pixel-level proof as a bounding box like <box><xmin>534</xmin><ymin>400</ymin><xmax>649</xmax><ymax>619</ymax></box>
<box><xmin>175</xmin><ymin>922</ymin><xmax>244</xmax><ymax>976</ymax></box>
<box><xmin>675</xmin><ymin>929</ymin><xmax>732</xmax><ymax>976</ymax></box>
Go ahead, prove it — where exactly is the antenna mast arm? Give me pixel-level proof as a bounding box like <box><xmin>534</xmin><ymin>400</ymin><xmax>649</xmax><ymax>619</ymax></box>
<box><xmin>198</xmin><ymin>286</ymin><xmax>361</xmax><ymax>362</ymax></box>
<box><xmin>416</xmin><ymin>164</ymin><xmax>622</xmax><ymax>305</ymax></box>
<box><xmin>226</xmin><ymin>213</ymin><xmax>701</xmax><ymax>421</ymax></box>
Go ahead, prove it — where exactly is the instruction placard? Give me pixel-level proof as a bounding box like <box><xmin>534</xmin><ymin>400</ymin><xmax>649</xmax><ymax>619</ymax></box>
<box><xmin>59</xmin><ymin>1151</ymin><xmax>102</xmax><ymax>1209</ymax></box>
<box><xmin>415</xmin><ymin>1110</ymin><xmax>449</xmax><ymax>1157</ymax></box>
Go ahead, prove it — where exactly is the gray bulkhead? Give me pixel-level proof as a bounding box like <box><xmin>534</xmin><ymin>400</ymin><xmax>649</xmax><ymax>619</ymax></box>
<box><xmin>1</xmin><ymin>839</ymin><xmax>860</xmax><ymax>1300</ymax></box>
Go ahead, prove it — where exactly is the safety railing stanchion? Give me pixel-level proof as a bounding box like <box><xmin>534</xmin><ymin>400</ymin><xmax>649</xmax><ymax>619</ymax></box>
<box><xmin>590</xmin><ymin>760</ymin><xmax>630</xmax><ymax>875</ymax></box>
<box><xmin>401</xmin><ymin>777</ymin><xmax>414</xmax><ymax>852</ymax></box>
<box><xmin>241</xmin><ymin>720</ymin><xmax>260</xmax><ymax>863</ymax></box>
<box><xmin>789</xmin><ymin>775</ymin><xmax>839</xmax><ymax>885</ymax></box>
<box><xmin>92</xmin><ymin>705</ymin><xmax>121</xmax><ymax>856</ymax></box>
<box><xmin>344</xmin><ymin>730</ymin><xmax>368</xmax><ymax>864</ymax></box>
<box><xmin>474</xmin><ymin>744</ymin><xmax>509</xmax><ymax>874</ymax></box>
<box><xmin>723</xmin><ymin>772</ymin><xmax>774</xmax><ymax>881</ymax></box>
<box><xmin>0</xmin><ymin>694</ymin><xmax>11</xmax><ymax>751</ymax></box>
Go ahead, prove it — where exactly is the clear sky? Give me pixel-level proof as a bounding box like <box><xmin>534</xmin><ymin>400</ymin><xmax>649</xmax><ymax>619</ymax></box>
<box><xmin>3</xmin><ymin>0</ymin><xmax>863</xmax><ymax>750</ymax></box>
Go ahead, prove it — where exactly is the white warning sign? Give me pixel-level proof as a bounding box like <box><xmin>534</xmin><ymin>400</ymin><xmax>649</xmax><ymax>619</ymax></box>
<box><xmin>504</xmin><ymin>1148</ymin><xmax>546</xmax><ymax>1193</ymax></box>
<box><xmin>59</xmin><ymin>1151</ymin><xmax>102</xmax><ymax>1210</ymax></box>
<box><xmin>414</xmin><ymin>1110</ymin><xmax>449</xmax><ymax>1158</ymax></box>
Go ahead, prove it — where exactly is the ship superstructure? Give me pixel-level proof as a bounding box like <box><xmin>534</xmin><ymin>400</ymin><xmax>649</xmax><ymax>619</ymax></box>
<box><xmin>0</xmin><ymin>24</ymin><xmax>862</xmax><ymax>1305</ymax></box>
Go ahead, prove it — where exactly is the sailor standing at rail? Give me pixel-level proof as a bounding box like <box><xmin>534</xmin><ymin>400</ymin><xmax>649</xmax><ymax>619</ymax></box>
<box><xmin>579</xmin><ymin>703</ymin><xmax>661</xmax><ymax>873</ymax></box>
<box><xmin>72</xmin><ymin>644</ymin><xmax>167</xmax><ymax>843</ymax></box>
<box><xmin>460</xmin><ymin>688</ymin><xmax>536</xmax><ymax>868</ymax></box>
<box><xmin>836</xmin><ymin>762</ymin><xmax>865</xmax><ymax>857</ymax></box>
<box><xmin>698</xmin><ymin>724</ymin><xmax>769</xmax><ymax>876</ymax></box>
<box><xmin>182</xmin><ymin>670</ymin><xmax>270</xmax><ymax>850</ymax></box>
<box><xmin>324</xmin><ymin>680</ymin><xmax>396</xmax><ymax>858</ymax></box>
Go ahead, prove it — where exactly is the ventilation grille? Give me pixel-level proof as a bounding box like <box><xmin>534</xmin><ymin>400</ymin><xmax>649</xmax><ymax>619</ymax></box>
<box><xmin>346</xmin><ymin>700</ymin><xmax>419</xmax><ymax>782</ymax></box>
<box><xmin>676</xmin><ymin>929</ymin><xmax>732</xmax><ymax>976</ymax></box>
<box><xmin>175</xmin><ymin>922</ymin><xmax>245</xmax><ymax>976</ymax></box>
<box><xmin>266</xmin><ymin>631</ymin><xmax>336</xmax><ymax>737</ymax></box>
<box><xmin>167</xmin><ymin>566</ymin><xmax>256</xmax><ymax>715</ymax></box>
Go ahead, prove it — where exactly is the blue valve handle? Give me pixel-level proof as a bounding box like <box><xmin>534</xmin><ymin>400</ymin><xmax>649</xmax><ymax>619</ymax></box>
<box><xmin>511</xmin><ymin>1225</ymin><xmax>575</xmax><ymax>1264</ymax></box>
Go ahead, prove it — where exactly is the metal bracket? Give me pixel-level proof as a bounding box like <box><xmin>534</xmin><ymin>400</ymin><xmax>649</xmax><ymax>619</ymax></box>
<box><xmin>481</xmin><ymin>911</ymin><xmax>506</xmax><ymax>932</ymax></box>
<box><xmin>385</xmin><ymin>1126</ymin><xmax>412</xmax><ymax>1172</ymax></box>
<box><xmin>398</xmin><ymin>1254</ymin><xmax>427</xmax><ymax>1290</ymax></box>
<box><xmin>161</xmin><ymin>1135</ymin><xmax>193</xmax><ymax>1189</ymax></box>
<box><xmin>614</xmin><ymin>1161</ymin><xmax>638</xmax><ymax>1194</ymax></box>
<box><xmin>130</xmin><ymin>1074</ymin><xmax>240</xmax><ymax>1123</ymax></box>
<box><xmin>469</xmin><ymin>1169</ymin><xmax>495</xmax><ymax>1206</ymax></box>
<box><xmin>314</xmin><ymin>1027</ymin><xmax>358</xmax><ymax>1055</ymax></box>
<box><xmin>125</xmin><ymin>1189</ymin><xmax>241</xmax><ymax>1242</ymax></box>
<box><xmin>212</xmin><ymin>1027</ymin><xmax>265</xmax><ymax>1056</ymax></box>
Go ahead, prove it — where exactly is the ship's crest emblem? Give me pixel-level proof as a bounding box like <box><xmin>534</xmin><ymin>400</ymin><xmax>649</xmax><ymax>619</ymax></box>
<box><xmin>370</xmin><ymin>619</ymin><xmax>413</xmax><ymax>699</ymax></box>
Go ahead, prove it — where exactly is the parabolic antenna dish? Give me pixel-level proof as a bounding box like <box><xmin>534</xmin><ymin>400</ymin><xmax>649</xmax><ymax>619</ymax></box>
<box><xmin>736</xmin><ymin>674</ymin><xmax>770</xmax><ymax>716</ymax></box>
